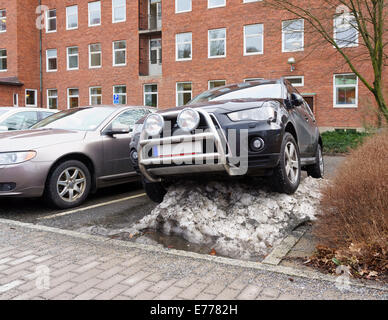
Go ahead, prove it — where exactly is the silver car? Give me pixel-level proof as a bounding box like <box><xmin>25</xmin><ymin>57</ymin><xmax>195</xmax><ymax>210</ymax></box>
<box><xmin>0</xmin><ymin>107</ymin><xmax>57</xmax><ymax>132</ymax></box>
<box><xmin>0</xmin><ymin>106</ymin><xmax>154</xmax><ymax>209</ymax></box>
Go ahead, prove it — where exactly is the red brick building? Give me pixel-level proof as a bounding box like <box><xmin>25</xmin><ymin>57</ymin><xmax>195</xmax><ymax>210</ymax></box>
<box><xmin>0</xmin><ymin>0</ymin><xmax>386</xmax><ymax>130</ymax></box>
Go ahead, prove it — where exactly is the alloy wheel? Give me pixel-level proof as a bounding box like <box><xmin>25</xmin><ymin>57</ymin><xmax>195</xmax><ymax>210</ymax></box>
<box><xmin>57</xmin><ymin>167</ymin><xmax>87</xmax><ymax>203</ymax></box>
<box><xmin>284</xmin><ymin>141</ymin><xmax>299</xmax><ymax>184</ymax></box>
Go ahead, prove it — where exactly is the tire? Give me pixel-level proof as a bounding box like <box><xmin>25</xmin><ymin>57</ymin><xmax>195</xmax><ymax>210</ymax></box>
<box><xmin>142</xmin><ymin>178</ymin><xmax>167</xmax><ymax>203</ymax></box>
<box><xmin>306</xmin><ymin>144</ymin><xmax>324</xmax><ymax>178</ymax></box>
<box><xmin>271</xmin><ymin>133</ymin><xmax>301</xmax><ymax>194</ymax></box>
<box><xmin>45</xmin><ymin>160</ymin><xmax>91</xmax><ymax>209</ymax></box>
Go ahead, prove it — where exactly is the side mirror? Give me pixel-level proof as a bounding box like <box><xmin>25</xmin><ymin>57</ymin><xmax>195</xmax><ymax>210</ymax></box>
<box><xmin>105</xmin><ymin>123</ymin><xmax>131</xmax><ymax>136</ymax></box>
<box><xmin>0</xmin><ymin>125</ymin><xmax>9</xmax><ymax>132</ymax></box>
<box><xmin>291</xmin><ymin>93</ymin><xmax>304</xmax><ymax>107</ymax></box>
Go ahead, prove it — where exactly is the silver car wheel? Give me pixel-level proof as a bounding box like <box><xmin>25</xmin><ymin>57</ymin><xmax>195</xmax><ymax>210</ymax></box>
<box><xmin>284</xmin><ymin>141</ymin><xmax>299</xmax><ymax>184</ymax></box>
<box><xmin>318</xmin><ymin>145</ymin><xmax>324</xmax><ymax>175</ymax></box>
<box><xmin>57</xmin><ymin>167</ymin><xmax>87</xmax><ymax>203</ymax></box>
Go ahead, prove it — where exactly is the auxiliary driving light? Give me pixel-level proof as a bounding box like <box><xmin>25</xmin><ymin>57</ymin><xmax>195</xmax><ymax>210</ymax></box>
<box><xmin>177</xmin><ymin>108</ymin><xmax>200</xmax><ymax>132</ymax></box>
<box><xmin>144</xmin><ymin>113</ymin><xmax>164</xmax><ymax>136</ymax></box>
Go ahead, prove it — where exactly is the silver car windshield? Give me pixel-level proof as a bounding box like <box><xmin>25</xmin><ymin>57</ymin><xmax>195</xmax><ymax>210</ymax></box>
<box><xmin>188</xmin><ymin>83</ymin><xmax>284</xmax><ymax>105</ymax></box>
<box><xmin>32</xmin><ymin>108</ymin><xmax>115</xmax><ymax>131</ymax></box>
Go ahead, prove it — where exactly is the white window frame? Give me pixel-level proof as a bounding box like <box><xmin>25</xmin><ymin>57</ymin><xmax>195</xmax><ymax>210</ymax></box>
<box><xmin>113</xmin><ymin>85</ymin><xmax>127</xmax><ymax>105</ymax></box>
<box><xmin>67</xmin><ymin>88</ymin><xmax>79</xmax><ymax>109</ymax></box>
<box><xmin>334</xmin><ymin>13</ymin><xmax>359</xmax><ymax>48</ymax></box>
<box><xmin>243</xmin><ymin>0</ymin><xmax>262</xmax><ymax>3</ymax></box>
<box><xmin>176</xmin><ymin>0</ymin><xmax>192</xmax><ymax>13</ymax></box>
<box><xmin>0</xmin><ymin>9</ymin><xmax>6</xmax><ymax>33</ymax></box>
<box><xmin>243</xmin><ymin>24</ymin><xmax>264</xmax><ymax>56</ymax></box>
<box><xmin>144</xmin><ymin>84</ymin><xmax>158</xmax><ymax>107</ymax></box>
<box><xmin>89</xmin><ymin>86</ymin><xmax>102</xmax><ymax>105</ymax></box>
<box><xmin>244</xmin><ymin>77</ymin><xmax>264</xmax><ymax>82</ymax></box>
<box><xmin>46</xmin><ymin>49</ymin><xmax>57</xmax><ymax>72</ymax></box>
<box><xmin>176</xmin><ymin>82</ymin><xmax>192</xmax><ymax>106</ymax></box>
<box><xmin>66</xmin><ymin>5</ymin><xmax>78</xmax><ymax>30</ymax></box>
<box><xmin>176</xmin><ymin>32</ymin><xmax>192</xmax><ymax>61</ymax></box>
<box><xmin>88</xmin><ymin>1</ymin><xmax>101</xmax><ymax>27</ymax></box>
<box><xmin>13</xmin><ymin>93</ymin><xmax>18</xmax><ymax>107</ymax></box>
<box><xmin>89</xmin><ymin>43</ymin><xmax>102</xmax><ymax>69</ymax></box>
<box><xmin>47</xmin><ymin>89</ymin><xmax>58</xmax><ymax>109</ymax></box>
<box><xmin>284</xmin><ymin>76</ymin><xmax>304</xmax><ymax>87</ymax></box>
<box><xmin>25</xmin><ymin>89</ymin><xmax>37</xmax><ymax>107</ymax></box>
<box><xmin>208</xmin><ymin>28</ymin><xmax>226</xmax><ymax>59</ymax></box>
<box><xmin>208</xmin><ymin>80</ymin><xmax>226</xmax><ymax>90</ymax></box>
<box><xmin>67</xmin><ymin>47</ymin><xmax>79</xmax><ymax>71</ymax></box>
<box><xmin>113</xmin><ymin>40</ymin><xmax>127</xmax><ymax>66</ymax></box>
<box><xmin>282</xmin><ymin>19</ymin><xmax>304</xmax><ymax>53</ymax></box>
<box><xmin>45</xmin><ymin>9</ymin><xmax>57</xmax><ymax>33</ymax></box>
<box><xmin>208</xmin><ymin>0</ymin><xmax>226</xmax><ymax>9</ymax></box>
<box><xmin>333</xmin><ymin>74</ymin><xmax>358</xmax><ymax>108</ymax></box>
<box><xmin>112</xmin><ymin>0</ymin><xmax>126</xmax><ymax>23</ymax></box>
<box><xmin>0</xmin><ymin>48</ymin><xmax>7</xmax><ymax>72</ymax></box>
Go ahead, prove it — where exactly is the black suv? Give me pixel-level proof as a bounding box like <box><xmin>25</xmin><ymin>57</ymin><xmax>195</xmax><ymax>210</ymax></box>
<box><xmin>132</xmin><ymin>79</ymin><xmax>324</xmax><ymax>202</ymax></box>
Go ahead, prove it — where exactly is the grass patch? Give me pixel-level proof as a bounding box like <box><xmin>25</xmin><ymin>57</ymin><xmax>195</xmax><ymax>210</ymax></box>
<box><xmin>321</xmin><ymin>130</ymin><xmax>369</xmax><ymax>154</ymax></box>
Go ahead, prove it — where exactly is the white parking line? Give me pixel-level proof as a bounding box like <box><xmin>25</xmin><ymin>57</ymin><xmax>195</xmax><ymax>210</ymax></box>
<box><xmin>38</xmin><ymin>193</ymin><xmax>147</xmax><ymax>220</ymax></box>
<box><xmin>0</xmin><ymin>280</ymin><xmax>24</xmax><ymax>293</ymax></box>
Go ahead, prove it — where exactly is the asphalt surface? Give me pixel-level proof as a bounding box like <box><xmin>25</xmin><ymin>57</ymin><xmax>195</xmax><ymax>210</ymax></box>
<box><xmin>0</xmin><ymin>156</ymin><xmax>346</xmax><ymax>259</ymax></box>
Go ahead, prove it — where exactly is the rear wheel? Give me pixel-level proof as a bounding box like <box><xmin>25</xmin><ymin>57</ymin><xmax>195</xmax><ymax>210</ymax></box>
<box><xmin>142</xmin><ymin>178</ymin><xmax>167</xmax><ymax>203</ymax></box>
<box><xmin>306</xmin><ymin>144</ymin><xmax>324</xmax><ymax>178</ymax></box>
<box><xmin>45</xmin><ymin>160</ymin><xmax>91</xmax><ymax>209</ymax></box>
<box><xmin>271</xmin><ymin>133</ymin><xmax>301</xmax><ymax>194</ymax></box>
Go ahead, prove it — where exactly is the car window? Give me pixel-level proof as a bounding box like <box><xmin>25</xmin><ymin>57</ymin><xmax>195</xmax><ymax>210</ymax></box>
<box><xmin>39</xmin><ymin>111</ymin><xmax>55</xmax><ymax>120</ymax></box>
<box><xmin>111</xmin><ymin>109</ymin><xmax>151</xmax><ymax>131</ymax></box>
<box><xmin>0</xmin><ymin>111</ymin><xmax>38</xmax><ymax>130</ymax></box>
<box><xmin>303</xmin><ymin>101</ymin><xmax>315</xmax><ymax>121</ymax></box>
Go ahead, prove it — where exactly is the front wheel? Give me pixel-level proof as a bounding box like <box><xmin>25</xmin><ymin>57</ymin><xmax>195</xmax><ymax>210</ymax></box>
<box><xmin>271</xmin><ymin>133</ymin><xmax>301</xmax><ymax>194</ymax></box>
<box><xmin>306</xmin><ymin>144</ymin><xmax>324</xmax><ymax>178</ymax></box>
<box><xmin>142</xmin><ymin>178</ymin><xmax>167</xmax><ymax>203</ymax></box>
<box><xmin>45</xmin><ymin>160</ymin><xmax>91</xmax><ymax>209</ymax></box>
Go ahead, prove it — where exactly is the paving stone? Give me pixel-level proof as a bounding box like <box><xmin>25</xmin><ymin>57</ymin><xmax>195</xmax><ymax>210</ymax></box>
<box><xmin>155</xmin><ymin>286</ymin><xmax>184</xmax><ymax>300</ymax></box>
<box><xmin>147</xmin><ymin>279</ymin><xmax>177</xmax><ymax>294</ymax></box>
<box><xmin>134</xmin><ymin>290</ymin><xmax>157</xmax><ymax>300</ymax></box>
<box><xmin>94</xmin><ymin>284</ymin><xmax>129</xmax><ymax>300</ymax></box>
<box><xmin>124</xmin><ymin>271</ymin><xmax>151</xmax><ymax>286</ymax></box>
<box><xmin>96</xmin><ymin>266</ymin><xmax>125</xmax><ymax>280</ymax></box>
<box><xmin>261</xmin><ymin>287</ymin><xmax>281</xmax><ymax>299</ymax></box>
<box><xmin>203</xmin><ymin>282</ymin><xmax>227</xmax><ymax>295</ymax></box>
<box><xmin>74</xmin><ymin>288</ymin><xmax>103</xmax><ymax>300</ymax></box>
<box><xmin>95</xmin><ymin>274</ymin><xmax>127</xmax><ymax>290</ymax></box>
<box><xmin>236</xmin><ymin>284</ymin><xmax>262</xmax><ymax>300</ymax></box>
<box><xmin>215</xmin><ymin>288</ymin><xmax>241</xmax><ymax>300</ymax></box>
<box><xmin>68</xmin><ymin>278</ymin><xmax>102</xmax><ymax>295</ymax></box>
<box><xmin>74</xmin><ymin>261</ymin><xmax>100</xmax><ymax>273</ymax></box>
<box><xmin>178</xmin><ymin>282</ymin><xmax>209</xmax><ymax>300</ymax></box>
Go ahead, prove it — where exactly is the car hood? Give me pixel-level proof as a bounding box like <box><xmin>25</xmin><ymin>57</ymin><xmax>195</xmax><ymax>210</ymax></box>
<box><xmin>157</xmin><ymin>98</ymin><xmax>284</xmax><ymax>114</ymax></box>
<box><xmin>0</xmin><ymin>129</ymin><xmax>87</xmax><ymax>152</ymax></box>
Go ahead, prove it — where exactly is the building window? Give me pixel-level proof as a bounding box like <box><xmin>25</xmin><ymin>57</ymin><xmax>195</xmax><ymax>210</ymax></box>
<box><xmin>284</xmin><ymin>76</ymin><xmax>304</xmax><ymax>87</ymax></box>
<box><xmin>176</xmin><ymin>0</ymin><xmax>192</xmax><ymax>13</ymax></box>
<box><xmin>334</xmin><ymin>74</ymin><xmax>358</xmax><ymax>107</ymax></box>
<box><xmin>208</xmin><ymin>28</ymin><xmax>226</xmax><ymax>58</ymax></box>
<box><xmin>334</xmin><ymin>13</ymin><xmax>358</xmax><ymax>48</ymax></box>
<box><xmin>208</xmin><ymin>80</ymin><xmax>226</xmax><ymax>89</ymax></box>
<box><xmin>68</xmin><ymin>88</ymin><xmax>79</xmax><ymax>108</ymax></box>
<box><xmin>89</xmin><ymin>43</ymin><xmax>102</xmax><ymax>68</ymax></box>
<box><xmin>144</xmin><ymin>84</ymin><xmax>158</xmax><ymax>107</ymax></box>
<box><xmin>113</xmin><ymin>85</ymin><xmax>127</xmax><ymax>104</ymax></box>
<box><xmin>176</xmin><ymin>82</ymin><xmax>192</xmax><ymax>106</ymax></box>
<box><xmin>176</xmin><ymin>32</ymin><xmax>192</xmax><ymax>61</ymax></box>
<box><xmin>244</xmin><ymin>24</ymin><xmax>263</xmax><ymax>55</ymax></box>
<box><xmin>112</xmin><ymin>0</ymin><xmax>126</xmax><ymax>23</ymax></box>
<box><xmin>88</xmin><ymin>1</ymin><xmax>101</xmax><ymax>27</ymax></box>
<box><xmin>0</xmin><ymin>49</ymin><xmax>7</xmax><ymax>71</ymax></box>
<box><xmin>46</xmin><ymin>49</ymin><xmax>57</xmax><ymax>72</ymax></box>
<box><xmin>67</xmin><ymin>47</ymin><xmax>79</xmax><ymax>70</ymax></box>
<box><xmin>282</xmin><ymin>19</ymin><xmax>304</xmax><ymax>52</ymax></box>
<box><xmin>66</xmin><ymin>5</ymin><xmax>78</xmax><ymax>30</ymax></box>
<box><xmin>0</xmin><ymin>9</ymin><xmax>6</xmax><ymax>32</ymax></box>
<box><xmin>90</xmin><ymin>87</ymin><xmax>102</xmax><ymax>105</ymax></box>
<box><xmin>13</xmin><ymin>93</ymin><xmax>18</xmax><ymax>107</ymax></box>
<box><xmin>46</xmin><ymin>9</ymin><xmax>56</xmax><ymax>33</ymax></box>
<box><xmin>25</xmin><ymin>89</ymin><xmax>37</xmax><ymax>107</ymax></box>
<box><xmin>113</xmin><ymin>41</ymin><xmax>126</xmax><ymax>66</ymax></box>
<box><xmin>208</xmin><ymin>0</ymin><xmax>226</xmax><ymax>9</ymax></box>
<box><xmin>244</xmin><ymin>77</ymin><xmax>263</xmax><ymax>82</ymax></box>
<box><xmin>47</xmin><ymin>89</ymin><xmax>58</xmax><ymax>109</ymax></box>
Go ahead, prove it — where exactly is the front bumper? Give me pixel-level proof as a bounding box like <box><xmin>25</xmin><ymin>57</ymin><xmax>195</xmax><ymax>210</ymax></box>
<box><xmin>138</xmin><ymin>110</ymin><xmax>282</xmax><ymax>182</ymax></box>
<box><xmin>0</xmin><ymin>161</ymin><xmax>51</xmax><ymax>197</ymax></box>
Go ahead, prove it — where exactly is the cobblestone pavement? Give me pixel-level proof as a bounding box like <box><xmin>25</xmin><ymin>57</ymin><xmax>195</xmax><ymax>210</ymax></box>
<box><xmin>0</xmin><ymin>220</ymin><xmax>386</xmax><ymax>300</ymax></box>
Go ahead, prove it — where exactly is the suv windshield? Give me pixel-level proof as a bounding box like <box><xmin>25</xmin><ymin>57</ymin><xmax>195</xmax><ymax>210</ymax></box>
<box><xmin>188</xmin><ymin>82</ymin><xmax>284</xmax><ymax>105</ymax></box>
<box><xmin>32</xmin><ymin>108</ymin><xmax>115</xmax><ymax>131</ymax></box>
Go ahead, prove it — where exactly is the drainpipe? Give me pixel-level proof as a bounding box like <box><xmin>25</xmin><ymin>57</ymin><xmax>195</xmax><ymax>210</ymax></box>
<box><xmin>39</xmin><ymin>0</ymin><xmax>43</xmax><ymax>108</ymax></box>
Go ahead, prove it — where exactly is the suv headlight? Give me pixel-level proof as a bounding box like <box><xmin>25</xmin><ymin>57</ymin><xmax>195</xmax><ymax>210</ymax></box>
<box><xmin>144</xmin><ymin>114</ymin><xmax>164</xmax><ymax>136</ymax></box>
<box><xmin>177</xmin><ymin>108</ymin><xmax>200</xmax><ymax>132</ymax></box>
<box><xmin>0</xmin><ymin>151</ymin><xmax>37</xmax><ymax>165</ymax></box>
<box><xmin>228</xmin><ymin>104</ymin><xmax>276</xmax><ymax>122</ymax></box>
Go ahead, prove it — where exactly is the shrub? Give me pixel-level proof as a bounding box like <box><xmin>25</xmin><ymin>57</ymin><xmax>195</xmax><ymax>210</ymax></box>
<box><xmin>312</xmin><ymin>130</ymin><xmax>388</xmax><ymax>281</ymax></box>
<box><xmin>321</xmin><ymin>130</ymin><xmax>369</xmax><ymax>154</ymax></box>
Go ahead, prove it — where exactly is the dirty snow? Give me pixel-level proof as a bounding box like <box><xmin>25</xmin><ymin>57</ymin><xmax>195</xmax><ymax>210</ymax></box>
<box><xmin>130</xmin><ymin>177</ymin><xmax>325</xmax><ymax>260</ymax></box>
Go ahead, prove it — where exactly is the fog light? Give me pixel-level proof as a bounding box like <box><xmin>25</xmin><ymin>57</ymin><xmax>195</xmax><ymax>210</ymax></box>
<box><xmin>0</xmin><ymin>183</ymin><xmax>16</xmax><ymax>192</ymax></box>
<box><xmin>251</xmin><ymin>137</ymin><xmax>264</xmax><ymax>151</ymax></box>
<box><xmin>131</xmin><ymin>150</ymin><xmax>138</xmax><ymax>161</ymax></box>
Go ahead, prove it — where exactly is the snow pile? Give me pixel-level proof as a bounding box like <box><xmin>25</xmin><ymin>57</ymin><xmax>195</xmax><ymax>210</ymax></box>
<box><xmin>132</xmin><ymin>177</ymin><xmax>324</xmax><ymax>260</ymax></box>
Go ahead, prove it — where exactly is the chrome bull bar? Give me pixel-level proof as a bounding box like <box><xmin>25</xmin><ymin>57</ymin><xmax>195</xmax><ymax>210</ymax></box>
<box><xmin>138</xmin><ymin>109</ymin><xmax>239</xmax><ymax>182</ymax></box>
